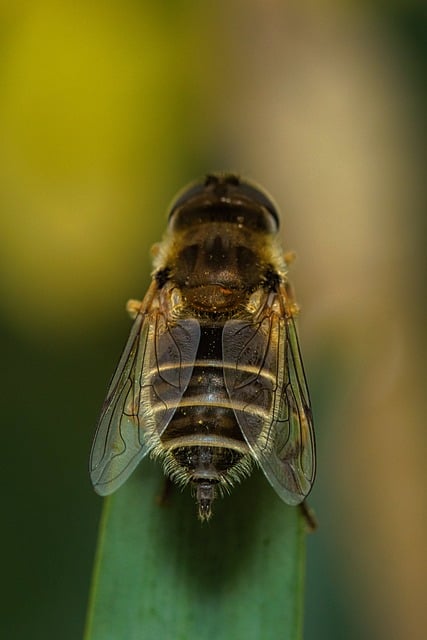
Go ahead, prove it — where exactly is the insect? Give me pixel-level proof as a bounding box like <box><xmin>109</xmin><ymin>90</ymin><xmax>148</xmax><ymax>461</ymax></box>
<box><xmin>90</xmin><ymin>173</ymin><xmax>315</xmax><ymax>521</ymax></box>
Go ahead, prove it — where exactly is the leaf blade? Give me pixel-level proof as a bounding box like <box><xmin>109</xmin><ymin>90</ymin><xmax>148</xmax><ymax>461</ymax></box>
<box><xmin>85</xmin><ymin>460</ymin><xmax>306</xmax><ymax>640</ymax></box>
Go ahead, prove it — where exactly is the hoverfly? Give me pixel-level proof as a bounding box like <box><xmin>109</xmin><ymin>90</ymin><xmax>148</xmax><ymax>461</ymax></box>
<box><xmin>90</xmin><ymin>174</ymin><xmax>315</xmax><ymax>521</ymax></box>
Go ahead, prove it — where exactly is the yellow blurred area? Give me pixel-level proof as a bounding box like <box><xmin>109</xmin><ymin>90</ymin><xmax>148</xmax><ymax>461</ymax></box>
<box><xmin>0</xmin><ymin>1</ymin><xmax>221</xmax><ymax>337</ymax></box>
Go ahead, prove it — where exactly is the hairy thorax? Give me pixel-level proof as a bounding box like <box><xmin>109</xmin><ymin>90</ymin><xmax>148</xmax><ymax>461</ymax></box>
<box><xmin>169</xmin><ymin>223</ymin><xmax>268</xmax><ymax>314</ymax></box>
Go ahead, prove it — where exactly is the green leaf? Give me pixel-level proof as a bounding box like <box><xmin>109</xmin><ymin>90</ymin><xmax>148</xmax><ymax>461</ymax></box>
<box><xmin>85</xmin><ymin>460</ymin><xmax>307</xmax><ymax>640</ymax></box>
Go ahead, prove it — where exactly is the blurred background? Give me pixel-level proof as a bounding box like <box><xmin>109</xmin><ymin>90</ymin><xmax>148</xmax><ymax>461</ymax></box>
<box><xmin>1</xmin><ymin>1</ymin><xmax>425</xmax><ymax>638</ymax></box>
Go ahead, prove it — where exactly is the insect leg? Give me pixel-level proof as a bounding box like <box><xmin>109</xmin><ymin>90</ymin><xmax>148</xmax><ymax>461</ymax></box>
<box><xmin>126</xmin><ymin>280</ymin><xmax>160</xmax><ymax>318</ymax></box>
<box><xmin>299</xmin><ymin>500</ymin><xmax>318</xmax><ymax>532</ymax></box>
<box><xmin>284</xmin><ymin>249</ymin><xmax>296</xmax><ymax>266</ymax></box>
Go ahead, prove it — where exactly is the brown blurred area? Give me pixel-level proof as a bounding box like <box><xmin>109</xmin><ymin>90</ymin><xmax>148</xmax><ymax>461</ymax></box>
<box><xmin>1</xmin><ymin>2</ymin><xmax>425</xmax><ymax>639</ymax></box>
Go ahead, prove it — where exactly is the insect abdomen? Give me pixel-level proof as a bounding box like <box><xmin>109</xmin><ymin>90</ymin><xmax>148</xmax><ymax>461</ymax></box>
<box><xmin>158</xmin><ymin>326</ymin><xmax>252</xmax><ymax>518</ymax></box>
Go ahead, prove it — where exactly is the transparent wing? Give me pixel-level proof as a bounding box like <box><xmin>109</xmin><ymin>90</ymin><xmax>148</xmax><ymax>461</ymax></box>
<box><xmin>90</xmin><ymin>299</ymin><xmax>200</xmax><ymax>496</ymax></box>
<box><xmin>223</xmin><ymin>297</ymin><xmax>315</xmax><ymax>505</ymax></box>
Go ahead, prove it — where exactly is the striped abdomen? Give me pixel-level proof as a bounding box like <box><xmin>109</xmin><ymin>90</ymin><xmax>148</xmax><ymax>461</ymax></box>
<box><xmin>157</xmin><ymin>325</ymin><xmax>252</xmax><ymax>517</ymax></box>
<box><xmin>161</xmin><ymin>325</ymin><xmax>249</xmax><ymax>472</ymax></box>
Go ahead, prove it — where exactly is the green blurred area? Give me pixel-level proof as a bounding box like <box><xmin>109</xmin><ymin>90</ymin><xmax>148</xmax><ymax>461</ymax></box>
<box><xmin>1</xmin><ymin>2</ymin><xmax>426</xmax><ymax>639</ymax></box>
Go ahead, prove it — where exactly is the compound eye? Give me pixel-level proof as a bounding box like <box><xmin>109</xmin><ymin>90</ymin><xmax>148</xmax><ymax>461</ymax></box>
<box><xmin>168</xmin><ymin>174</ymin><xmax>280</xmax><ymax>233</ymax></box>
<box><xmin>168</xmin><ymin>180</ymin><xmax>207</xmax><ymax>219</ymax></box>
<box><xmin>232</xmin><ymin>180</ymin><xmax>279</xmax><ymax>228</ymax></box>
